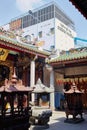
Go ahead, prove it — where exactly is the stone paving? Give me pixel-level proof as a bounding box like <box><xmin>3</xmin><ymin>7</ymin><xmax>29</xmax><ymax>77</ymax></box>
<box><xmin>29</xmin><ymin>111</ymin><xmax>87</xmax><ymax>130</ymax></box>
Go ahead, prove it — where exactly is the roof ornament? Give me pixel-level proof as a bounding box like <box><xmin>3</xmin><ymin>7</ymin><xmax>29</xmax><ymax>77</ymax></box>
<box><xmin>36</xmin><ymin>78</ymin><xmax>42</xmax><ymax>84</ymax></box>
<box><xmin>32</xmin><ymin>78</ymin><xmax>54</xmax><ymax>93</ymax></box>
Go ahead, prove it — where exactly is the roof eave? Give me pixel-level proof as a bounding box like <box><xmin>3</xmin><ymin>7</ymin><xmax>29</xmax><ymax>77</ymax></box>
<box><xmin>69</xmin><ymin>0</ymin><xmax>87</xmax><ymax>19</ymax></box>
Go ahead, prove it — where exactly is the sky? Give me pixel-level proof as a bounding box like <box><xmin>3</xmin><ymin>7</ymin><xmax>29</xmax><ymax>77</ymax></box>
<box><xmin>0</xmin><ymin>0</ymin><xmax>87</xmax><ymax>41</ymax></box>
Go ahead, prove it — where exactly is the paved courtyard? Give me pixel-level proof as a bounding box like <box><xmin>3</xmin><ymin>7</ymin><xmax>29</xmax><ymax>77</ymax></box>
<box><xmin>30</xmin><ymin>111</ymin><xmax>87</xmax><ymax>130</ymax></box>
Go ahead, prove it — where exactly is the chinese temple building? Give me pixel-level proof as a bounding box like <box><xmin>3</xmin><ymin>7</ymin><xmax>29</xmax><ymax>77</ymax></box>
<box><xmin>47</xmin><ymin>47</ymin><xmax>87</xmax><ymax>110</ymax></box>
<box><xmin>0</xmin><ymin>27</ymin><xmax>51</xmax><ymax>103</ymax></box>
<box><xmin>0</xmin><ymin>27</ymin><xmax>57</xmax><ymax>111</ymax></box>
<box><xmin>1</xmin><ymin>25</ymin><xmax>87</xmax><ymax>112</ymax></box>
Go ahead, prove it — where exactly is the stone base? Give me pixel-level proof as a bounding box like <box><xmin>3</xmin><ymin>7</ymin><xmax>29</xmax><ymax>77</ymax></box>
<box><xmin>30</xmin><ymin>124</ymin><xmax>49</xmax><ymax>130</ymax></box>
<box><xmin>64</xmin><ymin>118</ymin><xmax>85</xmax><ymax>124</ymax></box>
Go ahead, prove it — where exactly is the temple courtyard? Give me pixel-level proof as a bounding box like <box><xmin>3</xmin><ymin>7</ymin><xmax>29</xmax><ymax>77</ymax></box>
<box><xmin>30</xmin><ymin>111</ymin><xmax>87</xmax><ymax>130</ymax></box>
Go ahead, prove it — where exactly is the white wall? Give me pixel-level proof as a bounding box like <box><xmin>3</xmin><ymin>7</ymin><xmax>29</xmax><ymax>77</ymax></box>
<box><xmin>2</xmin><ymin>24</ymin><xmax>9</xmax><ymax>30</ymax></box>
<box><xmin>23</xmin><ymin>19</ymin><xmax>54</xmax><ymax>50</ymax></box>
<box><xmin>20</xmin><ymin>18</ymin><xmax>76</xmax><ymax>51</ymax></box>
<box><xmin>55</xmin><ymin>18</ymin><xmax>76</xmax><ymax>51</ymax></box>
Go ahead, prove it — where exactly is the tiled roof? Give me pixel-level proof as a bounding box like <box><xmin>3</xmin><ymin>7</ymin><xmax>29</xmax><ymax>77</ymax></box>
<box><xmin>48</xmin><ymin>48</ymin><xmax>87</xmax><ymax>63</ymax></box>
<box><xmin>0</xmin><ymin>34</ymin><xmax>50</xmax><ymax>57</ymax></box>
